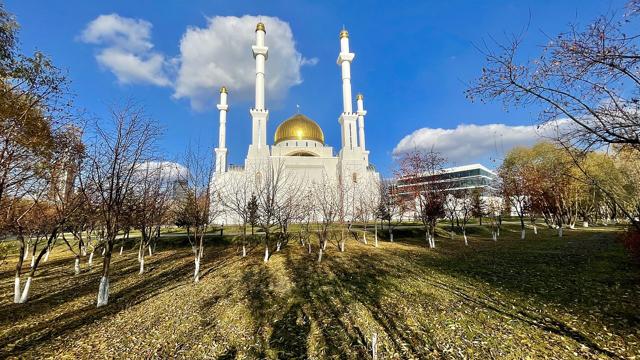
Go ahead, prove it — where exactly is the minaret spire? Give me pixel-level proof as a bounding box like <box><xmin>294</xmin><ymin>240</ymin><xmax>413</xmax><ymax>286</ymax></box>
<box><xmin>248</xmin><ymin>22</ymin><xmax>270</xmax><ymax>159</ymax></box>
<box><xmin>356</xmin><ymin>93</ymin><xmax>367</xmax><ymax>151</ymax></box>
<box><xmin>215</xmin><ymin>86</ymin><xmax>229</xmax><ymax>173</ymax></box>
<box><xmin>337</xmin><ymin>28</ymin><xmax>358</xmax><ymax>152</ymax></box>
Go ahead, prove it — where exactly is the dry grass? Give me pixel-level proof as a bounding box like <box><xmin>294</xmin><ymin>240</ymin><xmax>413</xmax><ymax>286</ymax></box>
<box><xmin>0</xmin><ymin>222</ymin><xmax>638</xmax><ymax>359</ymax></box>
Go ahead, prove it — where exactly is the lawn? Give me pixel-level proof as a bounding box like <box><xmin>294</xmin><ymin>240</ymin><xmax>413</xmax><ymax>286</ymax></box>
<box><xmin>0</xmin><ymin>222</ymin><xmax>638</xmax><ymax>359</ymax></box>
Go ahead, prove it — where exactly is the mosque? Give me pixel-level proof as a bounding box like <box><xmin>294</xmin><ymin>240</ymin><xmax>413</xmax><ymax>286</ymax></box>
<box><xmin>211</xmin><ymin>22</ymin><xmax>380</xmax><ymax>223</ymax></box>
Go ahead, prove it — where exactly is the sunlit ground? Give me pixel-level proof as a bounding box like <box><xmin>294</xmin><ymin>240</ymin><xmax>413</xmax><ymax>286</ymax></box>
<box><xmin>0</xmin><ymin>222</ymin><xmax>638</xmax><ymax>359</ymax></box>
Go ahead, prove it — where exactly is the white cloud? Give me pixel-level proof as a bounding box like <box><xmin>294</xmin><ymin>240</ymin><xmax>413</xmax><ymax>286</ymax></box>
<box><xmin>173</xmin><ymin>15</ymin><xmax>316</xmax><ymax>110</ymax></box>
<box><xmin>80</xmin><ymin>14</ymin><xmax>171</xmax><ymax>86</ymax></box>
<box><xmin>136</xmin><ymin>161</ymin><xmax>188</xmax><ymax>181</ymax></box>
<box><xmin>393</xmin><ymin>120</ymin><xmax>570</xmax><ymax>165</ymax></box>
<box><xmin>80</xmin><ymin>14</ymin><xmax>315</xmax><ymax>110</ymax></box>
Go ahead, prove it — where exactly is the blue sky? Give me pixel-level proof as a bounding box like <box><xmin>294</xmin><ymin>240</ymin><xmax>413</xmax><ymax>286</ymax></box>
<box><xmin>5</xmin><ymin>0</ymin><xmax>627</xmax><ymax>175</ymax></box>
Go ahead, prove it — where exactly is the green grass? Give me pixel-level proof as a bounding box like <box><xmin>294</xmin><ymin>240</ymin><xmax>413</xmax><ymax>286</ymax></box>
<box><xmin>0</xmin><ymin>222</ymin><xmax>638</xmax><ymax>359</ymax></box>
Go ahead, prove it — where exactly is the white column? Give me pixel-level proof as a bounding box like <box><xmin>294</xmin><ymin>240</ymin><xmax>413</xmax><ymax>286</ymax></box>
<box><xmin>356</xmin><ymin>93</ymin><xmax>367</xmax><ymax>151</ymax></box>
<box><xmin>215</xmin><ymin>87</ymin><xmax>229</xmax><ymax>173</ymax></box>
<box><xmin>218</xmin><ymin>87</ymin><xmax>228</xmax><ymax>148</ymax></box>
<box><xmin>254</xmin><ymin>24</ymin><xmax>267</xmax><ymax>111</ymax></box>
<box><xmin>337</xmin><ymin>30</ymin><xmax>355</xmax><ymax>114</ymax></box>
<box><xmin>337</xmin><ymin>29</ymin><xmax>358</xmax><ymax>153</ymax></box>
<box><xmin>250</xmin><ymin>22</ymin><xmax>269</xmax><ymax>153</ymax></box>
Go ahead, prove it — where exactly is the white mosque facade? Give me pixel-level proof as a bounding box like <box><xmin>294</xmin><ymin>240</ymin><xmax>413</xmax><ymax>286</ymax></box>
<box><xmin>211</xmin><ymin>23</ymin><xmax>380</xmax><ymax>224</ymax></box>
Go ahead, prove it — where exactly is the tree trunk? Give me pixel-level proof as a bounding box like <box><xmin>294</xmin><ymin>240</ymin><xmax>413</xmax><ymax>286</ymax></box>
<box><xmin>13</xmin><ymin>231</ymin><xmax>25</xmax><ymax>303</ymax></box>
<box><xmin>533</xmin><ymin>224</ymin><xmax>538</xmax><ymax>235</ymax></box>
<box><xmin>44</xmin><ymin>245</ymin><xmax>50</xmax><ymax>262</ymax></box>
<box><xmin>463</xmin><ymin>229</ymin><xmax>468</xmax><ymax>246</ymax></box>
<box><xmin>389</xmin><ymin>229</ymin><xmax>394</xmax><ymax>242</ymax></box>
<box><xmin>317</xmin><ymin>247</ymin><xmax>323</xmax><ymax>262</ymax></box>
<box><xmin>263</xmin><ymin>244</ymin><xmax>269</xmax><ymax>262</ymax></box>
<box><xmin>521</xmin><ymin>229</ymin><xmax>526</xmax><ymax>240</ymax></box>
<box><xmin>139</xmin><ymin>255</ymin><xmax>145</xmax><ymax>274</ymax></box>
<box><xmin>88</xmin><ymin>252</ymin><xmax>94</xmax><ymax>269</ymax></box>
<box><xmin>242</xmin><ymin>244</ymin><xmax>247</xmax><ymax>257</ymax></box>
<box><xmin>194</xmin><ymin>254</ymin><xmax>200</xmax><ymax>283</ymax></box>
<box><xmin>374</xmin><ymin>222</ymin><xmax>378</xmax><ymax>248</ymax></box>
<box><xmin>74</xmin><ymin>255</ymin><xmax>81</xmax><ymax>275</ymax></box>
<box><xmin>119</xmin><ymin>246</ymin><xmax>123</xmax><ymax>255</ymax></box>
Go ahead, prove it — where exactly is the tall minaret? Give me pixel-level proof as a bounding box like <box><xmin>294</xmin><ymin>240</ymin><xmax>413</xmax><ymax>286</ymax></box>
<box><xmin>356</xmin><ymin>93</ymin><xmax>367</xmax><ymax>151</ymax></box>
<box><xmin>337</xmin><ymin>29</ymin><xmax>359</xmax><ymax>153</ymax></box>
<box><xmin>248</xmin><ymin>22</ymin><xmax>270</xmax><ymax>159</ymax></box>
<box><xmin>215</xmin><ymin>86</ymin><xmax>229</xmax><ymax>173</ymax></box>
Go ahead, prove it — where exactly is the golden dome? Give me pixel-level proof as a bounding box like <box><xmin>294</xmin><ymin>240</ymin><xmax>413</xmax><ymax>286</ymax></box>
<box><xmin>339</xmin><ymin>29</ymin><xmax>349</xmax><ymax>39</ymax></box>
<box><xmin>219</xmin><ymin>86</ymin><xmax>228</xmax><ymax>94</ymax></box>
<box><xmin>274</xmin><ymin>114</ymin><xmax>324</xmax><ymax>145</ymax></box>
<box><xmin>256</xmin><ymin>22</ymin><xmax>266</xmax><ymax>33</ymax></box>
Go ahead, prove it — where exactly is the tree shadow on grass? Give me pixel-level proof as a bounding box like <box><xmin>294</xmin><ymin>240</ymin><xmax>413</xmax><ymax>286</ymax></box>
<box><xmin>0</xmin><ymin>251</ymin><xmax>195</xmax><ymax>357</ymax></box>
<box><xmin>268</xmin><ymin>303</ymin><xmax>310</xmax><ymax>359</ymax></box>
<box><xmin>388</xmin><ymin>234</ymin><xmax>635</xmax><ymax>359</ymax></box>
<box><xmin>281</xmin><ymin>250</ymin><xmax>422</xmax><ymax>359</ymax></box>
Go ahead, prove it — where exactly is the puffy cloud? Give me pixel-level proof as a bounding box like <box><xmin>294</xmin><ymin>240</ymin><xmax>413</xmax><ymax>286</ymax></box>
<box><xmin>393</xmin><ymin>120</ymin><xmax>569</xmax><ymax>165</ymax></box>
<box><xmin>80</xmin><ymin>14</ymin><xmax>171</xmax><ymax>86</ymax></box>
<box><xmin>173</xmin><ymin>15</ymin><xmax>317</xmax><ymax>110</ymax></box>
<box><xmin>136</xmin><ymin>161</ymin><xmax>188</xmax><ymax>181</ymax></box>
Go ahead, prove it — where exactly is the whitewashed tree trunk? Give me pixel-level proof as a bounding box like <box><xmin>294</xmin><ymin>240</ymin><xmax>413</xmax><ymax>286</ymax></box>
<box><xmin>371</xmin><ymin>332</ymin><xmax>378</xmax><ymax>360</ymax></box>
<box><xmin>558</xmin><ymin>226</ymin><xmax>563</xmax><ymax>238</ymax></box>
<box><xmin>463</xmin><ymin>229</ymin><xmax>468</xmax><ymax>246</ymax></box>
<box><xmin>497</xmin><ymin>227</ymin><xmax>500</xmax><ymax>237</ymax></box>
<box><xmin>74</xmin><ymin>257</ymin><xmax>80</xmax><ymax>275</ymax></box>
<box><xmin>19</xmin><ymin>277</ymin><xmax>32</xmax><ymax>303</ymax></box>
<box><xmin>389</xmin><ymin>229</ymin><xmax>394</xmax><ymax>242</ymax></box>
<box><xmin>119</xmin><ymin>246</ymin><xmax>123</xmax><ymax>255</ymax></box>
<box><xmin>194</xmin><ymin>255</ymin><xmax>200</xmax><ymax>283</ymax></box>
<box><xmin>308</xmin><ymin>242</ymin><xmax>312</xmax><ymax>254</ymax></box>
<box><xmin>101</xmin><ymin>247</ymin><xmax>105</xmax><ymax>256</ymax></box>
<box><xmin>148</xmin><ymin>245</ymin><xmax>152</xmax><ymax>256</ymax></box>
<box><xmin>492</xmin><ymin>231</ymin><xmax>497</xmax><ymax>241</ymax></box>
<box><xmin>14</xmin><ymin>276</ymin><xmax>20</xmax><ymax>303</ymax></box>
<box><xmin>363</xmin><ymin>231</ymin><xmax>367</xmax><ymax>245</ymax></box>
<box><xmin>569</xmin><ymin>223</ymin><xmax>575</xmax><ymax>229</ymax></box>
<box><xmin>533</xmin><ymin>225</ymin><xmax>538</xmax><ymax>234</ymax></box>
<box><xmin>263</xmin><ymin>245</ymin><xmax>269</xmax><ymax>262</ymax></box>
<box><xmin>30</xmin><ymin>256</ymin><xmax>35</xmax><ymax>268</ymax></box>
<box><xmin>340</xmin><ymin>240</ymin><xmax>345</xmax><ymax>252</ymax></box>
<box><xmin>242</xmin><ymin>244</ymin><xmax>247</xmax><ymax>257</ymax></box>
<box><xmin>139</xmin><ymin>256</ymin><xmax>144</xmax><ymax>274</ymax></box>
<box><xmin>318</xmin><ymin>247</ymin><xmax>323</xmax><ymax>262</ymax></box>
<box><xmin>521</xmin><ymin>229</ymin><xmax>526</xmax><ymax>240</ymax></box>
<box><xmin>374</xmin><ymin>223</ymin><xmax>378</xmax><ymax>247</ymax></box>
<box><xmin>97</xmin><ymin>276</ymin><xmax>109</xmax><ymax>307</ymax></box>
<box><xmin>322</xmin><ymin>239</ymin><xmax>327</xmax><ymax>251</ymax></box>
<box><xmin>276</xmin><ymin>241</ymin><xmax>281</xmax><ymax>252</ymax></box>
<box><xmin>44</xmin><ymin>246</ymin><xmax>50</xmax><ymax>262</ymax></box>
<box><xmin>450</xmin><ymin>230</ymin><xmax>454</xmax><ymax>240</ymax></box>
<box><xmin>81</xmin><ymin>246</ymin><xmax>86</xmax><ymax>256</ymax></box>
<box><xmin>583</xmin><ymin>221</ymin><xmax>589</xmax><ymax>228</ymax></box>
<box><xmin>88</xmin><ymin>252</ymin><xmax>94</xmax><ymax>269</ymax></box>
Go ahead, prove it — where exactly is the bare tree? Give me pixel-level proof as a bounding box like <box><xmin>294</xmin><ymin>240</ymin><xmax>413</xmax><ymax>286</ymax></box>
<box><xmin>254</xmin><ymin>159</ymin><xmax>293</xmax><ymax>262</ymax></box>
<box><xmin>83</xmin><ymin>102</ymin><xmax>160</xmax><ymax>307</ymax></box>
<box><xmin>313</xmin><ymin>173</ymin><xmax>340</xmax><ymax>262</ymax></box>
<box><xmin>377</xmin><ymin>179</ymin><xmax>406</xmax><ymax>243</ymax></box>
<box><xmin>219</xmin><ymin>171</ymin><xmax>254</xmax><ymax>257</ymax></box>
<box><xmin>396</xmin><ymin>150</ymin><xmax>447</xmax><ymax>248</ymax></box>
<box><xmin>177</xmin><ymin>144</ymin><xmax>214</xmax><ymax>283</ymax></box>
<box><xmin>131</xmin><ymin>162</ymin><xmax>172</xmax><ymax>274</ymax></box>
<box><xmin>467</xmin><ymin>1</ymin><xmax>640</xmax><ymax>228</ymax></box>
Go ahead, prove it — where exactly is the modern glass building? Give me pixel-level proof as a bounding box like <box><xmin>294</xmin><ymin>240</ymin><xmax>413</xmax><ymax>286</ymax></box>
<box><xmin>395</xmin><ymin>163</ymin><xmax>497</xmax><ymax>194</ymax></box>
